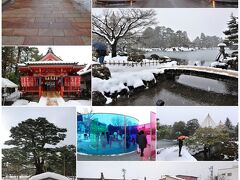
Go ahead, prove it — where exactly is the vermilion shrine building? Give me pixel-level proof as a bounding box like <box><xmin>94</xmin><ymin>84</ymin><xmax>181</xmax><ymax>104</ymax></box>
<box><xmin>18</xmin><ymin>48</ymin><xmax>85</xmax><ymax>97</ymax></box>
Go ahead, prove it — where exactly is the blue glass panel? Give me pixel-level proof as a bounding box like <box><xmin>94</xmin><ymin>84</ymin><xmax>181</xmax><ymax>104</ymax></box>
<box><xmin>77</xmin><ymin>113</ymin><xmax>139</xmax><ymax>155</ymax></box>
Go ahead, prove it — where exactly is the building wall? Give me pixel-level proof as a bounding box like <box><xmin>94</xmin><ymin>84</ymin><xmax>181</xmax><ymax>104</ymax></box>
<box><xmin>218</xmin><ymin>167</ymin><xmax>238</xmax><ymax>180</ymax></box>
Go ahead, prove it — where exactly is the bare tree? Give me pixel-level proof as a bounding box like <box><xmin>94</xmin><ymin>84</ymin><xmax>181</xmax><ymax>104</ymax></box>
<box><xmin>92</xmin><ymin>9</ymin><xmax>156</xmax><ymax>57</ymax></box>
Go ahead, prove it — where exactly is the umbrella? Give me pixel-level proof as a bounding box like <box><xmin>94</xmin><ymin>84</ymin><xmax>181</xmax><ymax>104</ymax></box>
<box><xmin>177</xmin><ymin>136</ymin><xmax>189</xmax><ymax>140</ymax></box>
<box><xmin>92</xmin><ymin>42</ymin><xmax>107</xmax><ymax>51</ymax></box>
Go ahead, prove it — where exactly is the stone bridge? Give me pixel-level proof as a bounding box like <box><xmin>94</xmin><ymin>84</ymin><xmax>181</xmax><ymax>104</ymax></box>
<box><xmin>162</xmin><ymin>66</ymin><xmax>238</xmax><ymax>82</ymax></box>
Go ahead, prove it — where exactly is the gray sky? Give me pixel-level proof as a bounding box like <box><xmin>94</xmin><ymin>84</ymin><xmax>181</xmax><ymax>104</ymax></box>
<box><xmin>77</xmin><ymin>106</ymin><xmax>156</xmax><ymax>124</ymax></box>
<box><xmin>1</xmin><ymin>107</ymin><xmax>76</xmax><ymax>148</ymax></box>
<box><xmin>157</xmin><ymin>106</ymin><xmax>238</xmax><ymax>125</ymax></box>
<box><xmin>77</xmin><ymin>161</ymin><xmax>237</xmax><ymax>179</ymax></box>
<box><xmin>33</xmin><ymin>46</ymin><xmax>92</xmax><ymax>64</ymax></box>
<box><xmin>155</xmin><ymin>8</ymin><xmax>238</xmax><ymax>41</ymax></box>
<box><xmin>93</xmin><ymin>8</ymin><xmax>238</xmax><ymax>41</ymax></box>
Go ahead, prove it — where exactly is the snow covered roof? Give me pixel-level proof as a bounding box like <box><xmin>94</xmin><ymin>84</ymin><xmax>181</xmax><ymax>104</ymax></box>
<box><xmin>218</xmin><ymin>43</ymin><xmax>226</xmax><ymax>47</ymax></box>
<box><xmin>78</xmin><ymin>69</ymin><xmax>91</xmax><ymax>76</ymax></box>
<box><xmin>18</xmin><ymin>48</ymin><xmax>81</xmax><ymax>66</ymax></box>
<box><xmin>201</xmin><ymin>113</ymin><xmax>216</xmax><ymax>128</ymax></box>
<box><xmin>2</xmin><ymin>77</ymin><xmax>18</xmax><ymax>88</ymax></box>
<box><xmin>28</xmin><ymin>172</ymin><xmax>69</xmax><ymax>180</ymax></box>
<box><xmin>162</xmin><ymin>175</ymin><xmax>185</xmax><ymax>180</ymax></box>
<box><xmin>23</xmin><ymin>61</ymin><xmax>79</xmax><ymax>65</ymax></box>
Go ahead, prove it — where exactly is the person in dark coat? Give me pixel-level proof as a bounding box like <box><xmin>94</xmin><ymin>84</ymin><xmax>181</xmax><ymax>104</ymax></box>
<box><xmin>178</xmin><ymin>138</ymin><xmax>183</xmax><ymax>157</ymax></box>
<box><xmin>138</xmin><ymin>130</ymin><xmax>147</xmax><ymax>157</ymax></box>
<box><xmin>96</xmin><ymin>49</ymin><xmax>107</xmax><ymax>64</ymax></box>
<box><xmin>136</xmin><ymin>131</ymin><xmax>141</xmax><ymax>154</ymax></box>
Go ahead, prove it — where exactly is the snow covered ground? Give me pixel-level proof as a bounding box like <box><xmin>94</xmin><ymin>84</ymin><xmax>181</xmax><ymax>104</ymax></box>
<box><xmin>29</xmin><ymin>172</ymin><xmax>69</xmax><ymax>180</ymax></box>
<box><xmin>93</xmin><ymin>56</ymin><xmax>177</xmax><ymax>102</ymax></box>
<box><xmin>139</xmin><ymin>47</ymin><xmax>197</xmax><ymax>52</ymax></box>
<box><xmin>12</xmin><ymin>97</ymin><xmax>91</xmax><ymax>106</ymax></box>
<box><xmin>157</xmin><ymin>146</ymin><xmax>197</xmax><ymax>161</ymax></box>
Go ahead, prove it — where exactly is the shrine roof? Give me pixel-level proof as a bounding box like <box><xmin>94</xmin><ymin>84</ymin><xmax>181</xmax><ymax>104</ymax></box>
<box><xmin>23</xmin><ymin>61</ymin><xmax>79</xmax><ymax>65</ymax></box>
<box><xmin>40</xmin><ymin>47</ymin><xmax>63</xmax><ymax>61</ymax></box>
<box><xmin>18</xmin><ymin>48</ymin><xmax>83</xmax><ymax>66</ymax></box>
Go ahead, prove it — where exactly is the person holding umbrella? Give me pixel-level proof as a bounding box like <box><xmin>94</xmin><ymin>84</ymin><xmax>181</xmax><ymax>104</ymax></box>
<box><xmin>93</xmin><ymin>42</ymin><xmax>107</xmax><ymax>65</ymax></box>
<box><xmin>177</xmin><ymin>134</ymin><xmax>188</xmax><ymax>157</ymax></box>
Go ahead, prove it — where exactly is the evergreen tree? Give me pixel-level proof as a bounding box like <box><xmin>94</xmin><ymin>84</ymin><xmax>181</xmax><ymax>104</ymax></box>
<box><xmin>5</xmin><ymin>117</ymin><xmax>67</xmax><ymax>175</ymax></box>
<box><xmin>2</xmin><ymin>47</ymin><xmax>42</xmax><ymax>84</ymax></box>
<box><xmin>225</xmin><ymin>118</ymin><xmax>234</xmax><ymax>130</ymax></box>
<box><xmin>186</xmin><ymin>119</ymin><xmax>200</xmax><ymax>136</ymax></box>
<box><xmin>171</xmin><ymin>121</ymin><xmax>186</xmax><ymax>138</ymax></box>
<box><xmin>223</xmin><ymin>14</ymin><xmax>238</xmax><ymax>48</ymax></box>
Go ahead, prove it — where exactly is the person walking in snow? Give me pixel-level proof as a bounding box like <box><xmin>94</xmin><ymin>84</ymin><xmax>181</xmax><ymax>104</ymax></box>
<box><xmin>178</xmin><ymin>138</ymin><xmax>183</xmax><ymax>157</ymax></box>
<box><xmin>97</xmin><ymin>49</ymin><xmax>107</xmax><ymax>65</ymax></box>
<box><xmin>138</xmin><ymin>130</ymin><xmax>147</xmax><ymax>157</ymax></box>
<box><xmin>177</xmin><ymin>135</ymin><xmax>188</xmax><ymax>157</ymax></box>
<box><xmin>93</xmin><ymin>42</ymin><xmax>107</xmax><ymax>65</ymax></box>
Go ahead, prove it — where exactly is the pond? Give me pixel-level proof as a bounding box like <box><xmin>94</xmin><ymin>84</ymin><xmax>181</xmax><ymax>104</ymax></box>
<box><xmin>110</xmin><ymin>74</ymin><xmax>238</xmax><ymax>106</ymax></box>
<box><xmin>145</xmin><ymin>49</ymin><xmax>235</xmax><ymax>66</ymax></box>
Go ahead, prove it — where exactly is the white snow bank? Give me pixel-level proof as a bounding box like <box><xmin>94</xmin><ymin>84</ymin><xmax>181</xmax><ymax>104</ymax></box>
<box><xmin>2</xmin><ymin>78</ymin><xmax>18</xmax><ymax>88</ymax></box>
<box><xmin>5</xmin><ymin>91</ymin><xmax>21</xmax><ymax>101</ymax></box>
<box><xmin>93</xmin><ymin>69</ymin><xmax>157</xmax><ymax>93</ymax></box>
<box><xmin>64</xmin><ymin>100</ymin><xmax>91</xmax><ymax>106</ymax></box>
<box><xmin>105</xmin><ymin>55</ymin><xmax>128</xmax><ymax>63</ymax></box>
<box><xmin>93</xmin><ymin>61</ymin><xmax>177</xmax><ymax>94</ymax></box>
<box><xmin>12</xmin><ymin>99</ymin><xmax>29</xmax><ymax>106</ymax></box>
<box><xmin>12</xmin><ymin>97</ymin><xmax>91</xmax><ymax>107</ymax></box>
<box><xmin>29</xmin><ymin>172</ymin><xmax>69</xmax><ymax>180</ymax></box>
<box><xmin>157</xmin><ymin>146</ymin><xmax>197</xmax><ymax>161</ymax></box>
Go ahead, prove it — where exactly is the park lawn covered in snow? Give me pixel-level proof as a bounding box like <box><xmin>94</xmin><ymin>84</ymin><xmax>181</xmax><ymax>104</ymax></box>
<box><xmin>157</xmin><ymin>146</ymin><xmax>197</xmax><ymax>161</ymax></box>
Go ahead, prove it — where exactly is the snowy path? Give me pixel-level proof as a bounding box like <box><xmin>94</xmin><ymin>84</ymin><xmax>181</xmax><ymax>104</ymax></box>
<box><xmin>157</xmin><ymin>146</ymin><xmax>197</xmax><ymax>161</ymax></box>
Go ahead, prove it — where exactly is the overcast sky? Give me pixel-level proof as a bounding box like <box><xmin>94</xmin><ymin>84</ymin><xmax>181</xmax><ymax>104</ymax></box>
<box><xmin>1</xmin><ymin>107</ymin><xmax>76</xmax><ymax>148</ymax></box>
<box><xmin>155</xmin><ymin>8</ymin><xmax>238</xmax><ymax>41</ymax></box>
<box><xmin>33</xmin><ymin>46</ymin><xmax>92</xmax><ymax>64</ymax></box>
<box><xmin>93</xmin><ymin>8</ymin><xmax>238</xmax><ymax>41</ymax></box>
<box><xmin>77</xmin><ymin>106</ymin><xmax>156</xmax><ymax>124</ymax></box>
<box><xmin>157</xmin><ymin>106</ymin><xmax>238</xmax><ymax>125</ymax></box>
<box><xmin>77</xmin><ymin>161</ymin><xmax>237</xmax><ymax>179</ymax></box>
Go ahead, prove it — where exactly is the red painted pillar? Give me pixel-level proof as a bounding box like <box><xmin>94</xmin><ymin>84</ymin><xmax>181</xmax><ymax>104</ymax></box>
<box><xmin>39</xmin><ymin>86</ymin><xmax>42</xmax><ymax>97</ymax></box>
<box><xmin>60</xmin><ymin>77</ymin><xmax>64</xmax><ymax>97</ymax></box>
<box><xmin>60</xmin><ymin>86</ymin><xmax>64</xmax><ymax>97</ymax></box>
<box><xmin>38</xmin><ymin>77</ymin><xmax>42</xmax><ymax>97</ymax></box>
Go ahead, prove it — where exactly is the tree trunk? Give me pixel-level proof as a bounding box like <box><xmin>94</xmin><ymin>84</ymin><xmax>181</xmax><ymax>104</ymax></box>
<box><xmin>111</xmin><ymin>42</ymin><xmax>117</xmax><ymax>58</ymax></box>
<box><xmin>35</xmin><ymin>164</ymin><xmax>44</xmax><ymax>175</ymax></box>
<box><xmin>15</xmin><ymin>47</ymin><xmax>22</xmax><ymax>76</ymax></box>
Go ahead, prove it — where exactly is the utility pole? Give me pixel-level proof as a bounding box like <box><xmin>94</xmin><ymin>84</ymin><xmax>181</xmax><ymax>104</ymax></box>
<box><xmin>209</xmin><ymin>166</ymin><xmax>213</xmax><ymax>180</ymax></box>
<box><xmin>122</xmin><ymin>168</ymin><xmax>126</xmax><ymax>180</ymax></box>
